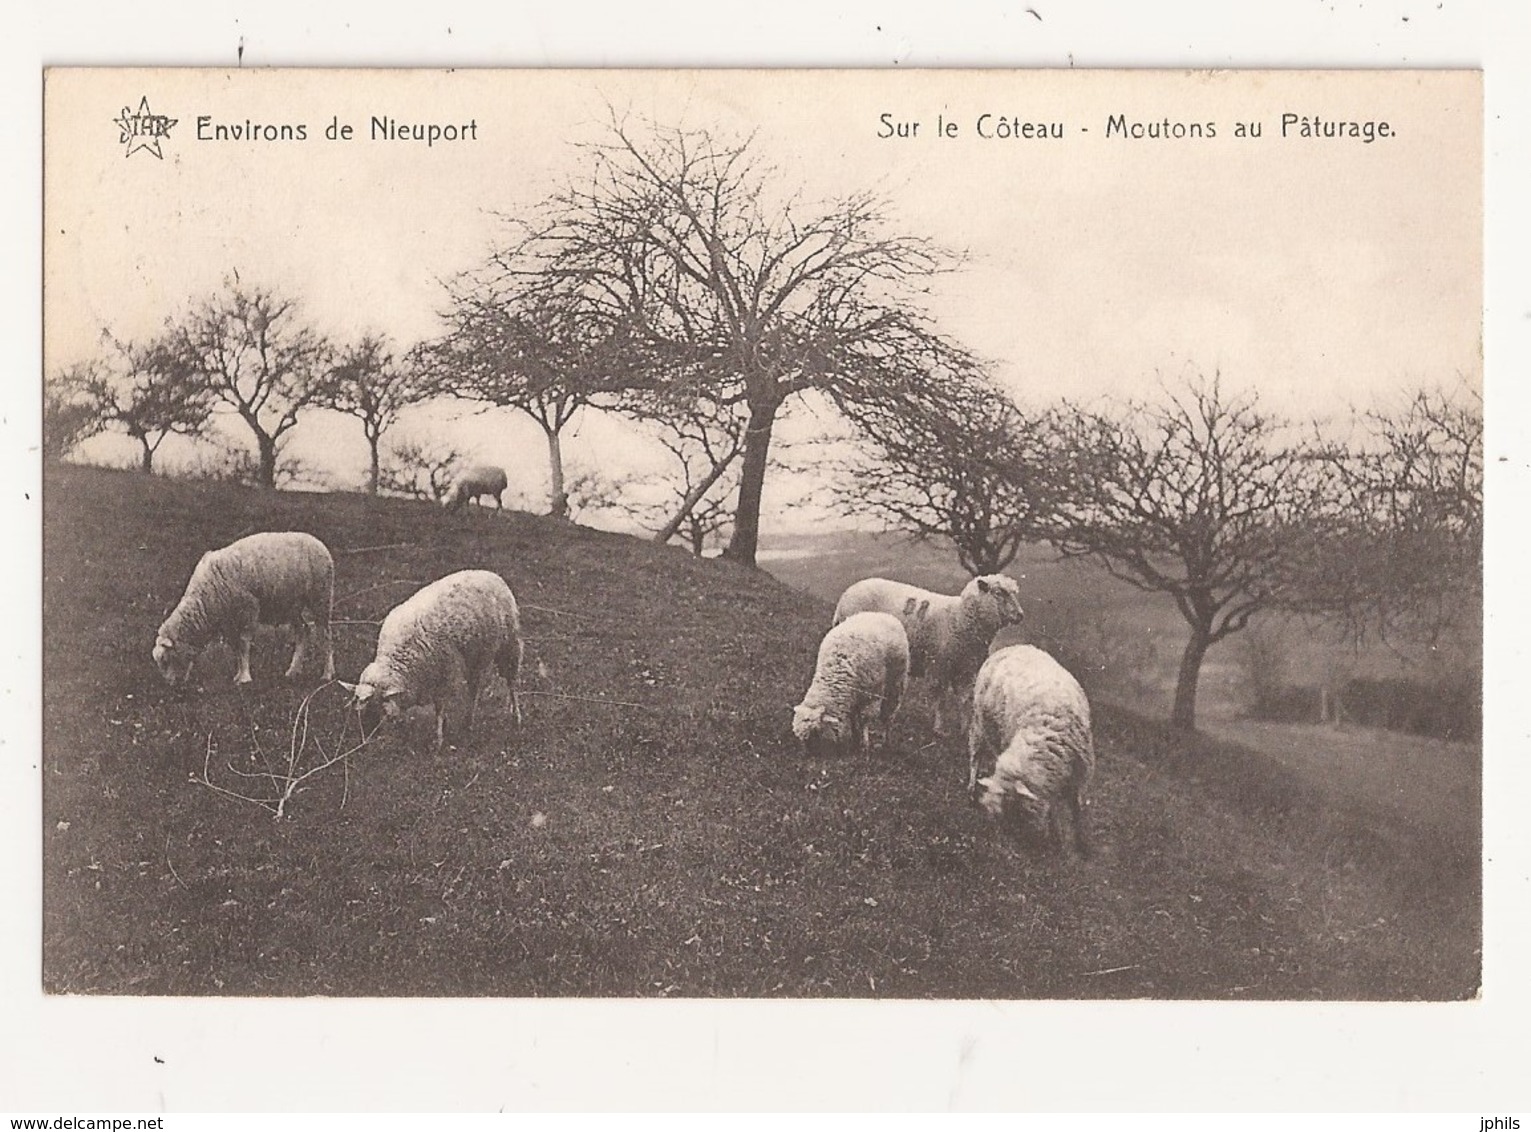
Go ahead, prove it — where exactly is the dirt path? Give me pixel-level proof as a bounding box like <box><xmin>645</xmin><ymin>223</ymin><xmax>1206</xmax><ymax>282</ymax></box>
<box><xmin>1200</xmin><ymin>715</ymin><xmax>1480</xmax><ymax>852</ymax></box>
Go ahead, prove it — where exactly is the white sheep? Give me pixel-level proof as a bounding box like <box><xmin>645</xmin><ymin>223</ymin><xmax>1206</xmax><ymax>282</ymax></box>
<box><xmin>792</xmin><ymin>611</ymin><xmax>910</xmax><ymax>756</ymax></box>
<box><xmin>342</xmin><ymin>569</ymin><xmax>524</xmax><ymax>752</ymax></box>
<box><xmin>442</xmin><ymin>464</ymin><xmax>509</xmax><ymax>512</ymax></box>
<box><xmin>967</xmin><ymin>644</ymin><xmax>1095</xmax><ymax>856</ymax></box>
<box><xmin>832</xmin><ymin>574</ymin><xmax>1025</xmax><ymax>735</ymax></box>
<box><xmin>152</xmin><ymin>531</ymin><xmax>335</xmax><ymax>687</ymax></box>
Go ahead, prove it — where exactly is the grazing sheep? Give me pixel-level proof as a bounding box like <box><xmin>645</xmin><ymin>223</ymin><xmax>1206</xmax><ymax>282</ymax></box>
<box><xmin>152</xmin><ymin>531</ymin><xmax>335</xmax><ymax>687</ymax></box>
<box><xmin>832</xmin><ymin>574</ymin><xmax>1025</xmax><ymax>735</ymax></box>
<box><xmin>342</xmin><ymin>569</ymin><xmax>524</xmax><ymax>753</ymax></box>
<box><xmin>968</xmin><ymin>644</ymin><xmax>1095</xmax><ymax>856</ymax></box>
<box><xmin>792</xmin><ymin>611</ymin><xmax>910</xmax><ymax>757</ymax></box>
<box><xmin>442</xmin><ymin>464</ymin><xmax>509</xmax><ymax>512</ymax></box>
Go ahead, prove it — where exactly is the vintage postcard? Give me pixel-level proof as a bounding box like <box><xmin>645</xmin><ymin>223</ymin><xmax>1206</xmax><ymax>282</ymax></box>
<box><xmin>40</xmin><ymin>66</ymin><xmax>1481</xmax><ymax>1019</ymax></box>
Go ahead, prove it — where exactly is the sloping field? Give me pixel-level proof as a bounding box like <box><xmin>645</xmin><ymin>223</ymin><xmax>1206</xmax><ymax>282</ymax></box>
<box><xmin>41</xmin><ymin>466</ymin><xmax>1478</xmax><ymax>998</ymax></box>
<box><xmin>765</xmin><ymin>529</ymin><xmax>1481</xmax><ymax>848</ymax></box>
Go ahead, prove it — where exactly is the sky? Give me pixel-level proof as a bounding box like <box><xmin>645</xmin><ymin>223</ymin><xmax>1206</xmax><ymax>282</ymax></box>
<box><xmin>45</xmin><ymin>68</ymin><xmax>1482</xmax><ymax>531</ymax></box>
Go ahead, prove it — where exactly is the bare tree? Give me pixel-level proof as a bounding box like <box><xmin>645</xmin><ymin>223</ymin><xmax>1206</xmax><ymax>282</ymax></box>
<box><xmin>611</xmin><ymin>458</ymin><xmax>741</xmax><ymax>556</ymax></box>
<box><xmin>84</xmin><ymin>336</ymin><xmax>215</xmax><ymax>473</ymax></box>
<box><xmin>321</xmin><ymin>335</ymin><xmax>432</xmax><ymax>494</ymax></box>
<box><xmin>666</xmin><ymin>482</ymin><xmax>735</xmax><ymax>557</ymax></box>
<box><xmin>1043</xmin><ymin>374</ymin><xmax>1332</xmax><ymax>732</ymax></box>
<box><xmin>169</xmin><ymin>276</ymin><xmax>331</xmax><ymax>489</ymax></box>
<box><xmin>831</xmin><ymin>374</ymin><xmax>1054</xmax><ymax>574</ymax></box>
<box><xmin>505</xmin><ymin>117</ymin><xmax>966</xmax><ymax>565</ymax></box>
<box><xmin>562</xmin><ymin>465</ymin><xmax>630</xmax><ymax>524</ymax></box>
<box><xmin>377</xmin><ymin>435</ymin><xmax>465</xmax><ymax>502</ymax></box>
<box><xmin>1306</xmin><ymin>384</ymin><xmax>1483</xmax><ymax>644</ymax></box>
<box><xmin>615</xmin><ymin>389</ymin><xmax>749</xmax><ymax>548</ymax></box>
<box><xmin>43</xmin><ymin>363</ymin><xmax>106</xmax><ymax>464</ymax></box>
<box><xmin>169</xmin><ymin>435</ymin><xmax>329</xmax><ymax>490</ymax></box>
<box><xmin>423</xmin><ymin>280</ymin><xmax>633</xmax><ymax>517</ymax></box>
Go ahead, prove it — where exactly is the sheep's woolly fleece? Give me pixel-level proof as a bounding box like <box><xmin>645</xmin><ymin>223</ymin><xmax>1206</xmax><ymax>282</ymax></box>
<box><xmin>969</xmin><ymin>644</ymin><xmax>1094</xmax><ymax>821</ymax></box>
<box><xmin>153</xmin><ymin>531</ymin><xmax>335</xmax><ymax>685</ymax></box>
<box><xmin>832</xmin><ymin>574</ymin><xmax>1024</xmax><ymax>685</ymax></box>
<box><xmin>443</xmin><ymin>464</ymin><xmax>509</xmax><ymax>508</ymax></box>
<box><xmin>351</xmin><ymin>568</ymin><xmax>524</xmax><ymax>740</ymax></box>
<box><xmin>793</xmin><ymin>610</ymin><xmax>910</xmax><ymax>751</ymax></box>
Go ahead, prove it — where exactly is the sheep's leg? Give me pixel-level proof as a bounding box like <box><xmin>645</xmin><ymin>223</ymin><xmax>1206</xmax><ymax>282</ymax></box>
<box><xmin>286</xmin><ymin>623</ymin><xmax>309</xmax><ymax>678</ymax></box>
<box><xmin>882</xmin><ymin>655</ymin><xmax>906</xmax><ymax>725</ymax></box>
<box><xmin>495</xmin><ymin>491</ymin><xmax>504</xmax><ymax>511</ymax></box>
<box><xmin>287</xmin><ymin>610</ymin><xmax>317</xmax><ymax>680</ymax></box>
<box><xmin>233</xmin><ymin>635</ymin><xmax>254</xmax><ymax>684</ymax></box>
<box><xmin>226</xmin><ymin>597</ymin><xmax>257</xmax><ymax>686</ymax></box>
<box><xmin>852</xmin><ymin>706</ymin><xmax>870</xmax><ymax>754</ymax></box>
<box><xmin>949</xmin><ymin>686</ymin><xmax>973</xmax><ymax>738</ymax></box>
<box><xmin>1070</xmin><ymin>767</ymin><xmax>1093</xmax><ymax>858</ymax></box>
<box><xmin>933</xmin><ymin>676</ymin><xmax>968</xmax><ymax>738</ymax></box>
<box><xmin>1070</xmin><ymin>795</ymin><xmax>1093</xmax><ymax>858</ymax></box>
<box><xmin>437</xmin><ymin>653</ymin><xmax>471</xmax><ymax>751</ymax></box>
<box><xmin>497</xmin><ymin>639</ymin><xmax>524</xmax><ymax>727</ymax></box>
<box><xmin>306</xmin><ymin>598</ymin><xmax>335</xmax><ymax>682</ymax></box>
<box><xmin>967</xmin><ymin>716</ymin><xmax>993</xmax><ymax>797</ymax></box>
<box><xmin>950</xmin><ymin>683</ymin><xmax>975</xmax><ymax>740</ymax></box>
<box><xmin>1049</xmin><ymin>808</ymin><xmax>1067</xmax><ymax>854</ymax></box>
<box><xmin>463</xmin><ymin>666</ymin><xmax>483</xmax><ymax>735</ymax></box>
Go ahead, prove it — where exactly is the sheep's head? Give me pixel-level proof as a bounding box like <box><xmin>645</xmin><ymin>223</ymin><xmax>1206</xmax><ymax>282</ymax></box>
<box><xmin>340</xmin><ymin>665</ymin><xmax>406</xmax><ymax>733</ymax></box>
<box><xmin>792</xmin><ymin>702</ymin><xmax>850</xmax><ymax>756</ymax></box>
<box><xmin>151</xmin><ymin>633</ymin><xmax>197</xmax><ymax>686</ymax></box>
<box><xmin>976</xmin><ymin>775</ymin><xmax>1051</xmax><ymax>842</ymax></box>
<box><xmin>971</xmin><ymin>575</ymin><xmax>1025</xmax><ymax>626</ymax></box>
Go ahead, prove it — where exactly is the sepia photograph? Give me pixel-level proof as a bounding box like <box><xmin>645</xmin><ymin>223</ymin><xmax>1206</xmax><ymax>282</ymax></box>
<box><xmin>38</xmin><ymin>66</ymin><xmax>1484</xmax><ymax>1008</ymax></box>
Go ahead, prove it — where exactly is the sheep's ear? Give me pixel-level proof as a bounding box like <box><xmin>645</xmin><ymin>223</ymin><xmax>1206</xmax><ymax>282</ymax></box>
<box><xmin>337</xmin><ymin>680</ymin><xmax>358</xmax><ymax>694</ymax></box>
<box><xmin>976</xmin><ymin>578</ymin><xmax>992</xmax><ymax>593</ymax></box>
<box><xmin>1012</xmin><ymin>782</ymin><xmax>1039</xmax><ymax>801</ymax></box>
<box><xmin>976</xmin><ymin>776</ymin><xmax>995</xmax><ymax>791</ymax></box>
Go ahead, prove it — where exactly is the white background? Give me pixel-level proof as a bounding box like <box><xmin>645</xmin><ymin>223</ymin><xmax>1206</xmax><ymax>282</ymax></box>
<box><xmin>3</xmin><ymin>0</ymin><xmax>1527</xmax><ymax>1114</ymax></box>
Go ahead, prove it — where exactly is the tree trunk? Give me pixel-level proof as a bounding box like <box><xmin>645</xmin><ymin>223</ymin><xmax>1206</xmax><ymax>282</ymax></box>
<box><xmin>256</xmin><ymin>433</ymin><xmax>278</xmax><ymax>489</ymax></box>
<box><xmin>139</xmin><ymin>437</ymin><xmax>155</xmax><ymax>474</ymax></box>
<box><xmin>723</xmin><ymin>401</ymin><xmax>777</xmax><ymax>566</ymax></box>
<box><xmin>544</xmin><ymin>426</ymin><xmax>568</xmax><ymax>518</ymax></box>
<box><xmin>367</xmin><ymin>432</ymin><xmax>381</xmax><ymax>495</ymax></box>
<box><xmin>1170</xmin><ymin>624</ymin><xmax>1212</xmax><ymax>731</ymax></box>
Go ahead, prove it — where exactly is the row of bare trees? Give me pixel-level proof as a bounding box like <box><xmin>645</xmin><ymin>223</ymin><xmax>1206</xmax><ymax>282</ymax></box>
<box><xmin>56</xmin><ymin>115</ymin><xmax>968</xmax><ymax>561</ymax></box>
<box><xmin>46</xmin><ymin>284</ymin><xmax>431</xmax><ymax>493</ymax></box>
<box><xmin>830</xmin><ymin>372</ymin><xmax>1482</xmax><ymax>730</ymax></box>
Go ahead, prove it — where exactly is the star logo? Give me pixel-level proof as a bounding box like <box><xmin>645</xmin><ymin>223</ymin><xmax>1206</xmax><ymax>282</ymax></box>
<box><xmin>114</xmin><ymin>96</ymin><xmax>178</xmax><ymax>159</ymax></box>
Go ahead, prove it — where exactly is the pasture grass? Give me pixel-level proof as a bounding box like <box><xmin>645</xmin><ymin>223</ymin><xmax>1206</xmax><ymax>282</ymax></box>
<box><xmin>41</xmin><ymin>465</ymin><xmax>1479</xmax><ymax>998</ymax></box>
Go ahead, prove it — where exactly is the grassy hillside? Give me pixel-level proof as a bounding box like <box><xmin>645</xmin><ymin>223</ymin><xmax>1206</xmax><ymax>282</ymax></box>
<box><xmin>42</xmin><ymin>465</ymin><xmax>1478</xmax><ymax>998</ymax></box>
